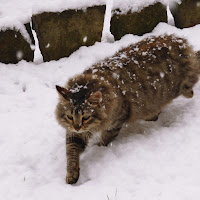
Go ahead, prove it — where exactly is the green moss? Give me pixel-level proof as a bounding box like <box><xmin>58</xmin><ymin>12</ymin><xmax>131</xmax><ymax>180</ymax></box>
<box><xmin>110</xmin><ymin>2</ymin><xmax>167</xmax><ymax>40</ymax></box>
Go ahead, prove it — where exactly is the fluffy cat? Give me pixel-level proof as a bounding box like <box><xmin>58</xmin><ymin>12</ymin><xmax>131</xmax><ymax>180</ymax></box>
<box><xmin>55</xmin><ymin>34</ymin><xmax>200</xmax><ymax>184</ymax></box>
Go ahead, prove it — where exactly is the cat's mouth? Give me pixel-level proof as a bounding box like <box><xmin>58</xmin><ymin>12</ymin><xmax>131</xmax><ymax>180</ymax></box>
<box><xmin>73</xmin><ymin>129</ymin><xmax>84</xmax><ymax>134</ymax></box>
<box><xmin>70</xmin><ymin>127</ymin><xmax>88</xmax><ymax>134</ymax></box>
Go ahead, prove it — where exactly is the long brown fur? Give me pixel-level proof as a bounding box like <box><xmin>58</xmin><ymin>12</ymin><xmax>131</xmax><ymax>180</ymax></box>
<box><xmin>55</xmin><ymin>34</ymin><xmax>200</xmax><ymax>184</ymax></box>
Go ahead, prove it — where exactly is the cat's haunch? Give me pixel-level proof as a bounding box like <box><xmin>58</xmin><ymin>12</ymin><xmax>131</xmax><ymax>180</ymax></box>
<box><xmin>55</xmin><ymin>34</ymin><xmax>200</xmax><ymax>184</ymax></box>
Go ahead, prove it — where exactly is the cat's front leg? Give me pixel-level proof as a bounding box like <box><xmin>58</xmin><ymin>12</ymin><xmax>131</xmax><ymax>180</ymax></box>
<box><xmin>66</xmin><ymin>135</ymin><xmax>87</xmax><ymax>184</ymax></box>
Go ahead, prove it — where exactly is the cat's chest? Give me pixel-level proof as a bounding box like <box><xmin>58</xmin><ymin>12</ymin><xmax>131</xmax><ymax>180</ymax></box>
<box><xmin>87</xmin><ymin>132</ymin><xmax>102</xmax><ymax>147</ymax></box>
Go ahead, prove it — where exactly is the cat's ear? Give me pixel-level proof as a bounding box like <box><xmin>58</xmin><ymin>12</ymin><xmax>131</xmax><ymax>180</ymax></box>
<box><xmin>56</xmin><ymin>85</ymin><xmax>69</xmax><ymax>100</ymax></box>
<box><xmin>88</xmin><ymin>91</ymin><xmax>102</xmax><ymax>105</ymax></box>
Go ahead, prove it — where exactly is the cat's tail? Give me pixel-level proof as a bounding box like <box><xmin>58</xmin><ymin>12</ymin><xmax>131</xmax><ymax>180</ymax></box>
<box><xmin>196</xmin><ymin>51</ymin><xmax>200</xmax><ymax>74</ymax></box>
<box><xmin>181</xmin><ymin>50</ymin><xmax>200</xmax><ymax>99</ymax></box>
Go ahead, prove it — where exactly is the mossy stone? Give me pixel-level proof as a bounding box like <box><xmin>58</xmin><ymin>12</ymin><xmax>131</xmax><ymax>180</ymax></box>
<box><xmin>0</xmin><ymin>24</ymin><xmax>34</xmax><ymax>64</ymax></box>
<box><xmin>110</xmin><ymin>2</ymin><xmax>167</xmax><ymax>40</ymax></box>
<box><xmin>171</xmin><ymin>0</ymin><xmax>200</xmax><ymax>28</ymax></box>
<box><xmin>32</xmin><ymin>6</ymin><xmax>106</xmax><ymax>62</ymax></box>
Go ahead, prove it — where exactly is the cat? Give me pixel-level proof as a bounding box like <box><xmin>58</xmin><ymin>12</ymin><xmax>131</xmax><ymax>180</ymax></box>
<box><xmin>55</xmin><ymin>34</ymin><xmax>200</xmax><ymax>184</ymax></box>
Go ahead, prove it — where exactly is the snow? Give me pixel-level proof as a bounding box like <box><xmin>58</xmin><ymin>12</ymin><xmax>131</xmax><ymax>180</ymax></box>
<box><xmin>31</xmin><ymin>0</ymin><xmax>106</xmax><ymax>16</ymax></box>
<box><xmin>0</xmin><ymin>0</ymin><xmax>106</xmax><ymax>25</ymax></box>
<box><xmin>1</xmin><ymin>6</ymin><xmax>200</xmax><ymax>199</ymax></box>
<box><xmin>112</xmin><ymin>0</ymin><xmax>181</xmax><ymax>14</ymax></box>
<box><xmin>83</xmin><ymin>36</ymin><xmax>88</xmax><ymax>43</ymax></box>
<box><xmin>160</xmin><ymin>72</ymin><xmax>165</xmax><ymax>78</ymax></box>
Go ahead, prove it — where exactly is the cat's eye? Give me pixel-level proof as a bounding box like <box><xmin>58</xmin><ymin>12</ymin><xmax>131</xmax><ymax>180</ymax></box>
<box><xmin>82</xmin><ymin>116</ymin><xmax>90</xmax><ymax>121</ymax></box>
<box><xmin>67</xmin><ymin>115</ymin><xmax>73</xmax><ymax>120</ymax></box>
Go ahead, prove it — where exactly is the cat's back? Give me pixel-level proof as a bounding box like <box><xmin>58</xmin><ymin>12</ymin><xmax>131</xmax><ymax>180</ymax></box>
<box><xmin>85</xmin><ymin>34</ymin><xmax>199</xmax><ymax>120</ymax></box>
<box><xmin>87</xmin><ymin>34</ymin><xmax>198</xmax><ymax>82</ymax></box>
<box><xmin>122</xmin><ymin>34</ymin><xmax>199</xmax><ymax>95</ymax></box>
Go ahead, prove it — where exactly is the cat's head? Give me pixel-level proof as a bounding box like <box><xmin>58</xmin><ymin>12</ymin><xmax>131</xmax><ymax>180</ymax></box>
<box><xmin>55</xmin><ymin>85</ymin><xmax>107</xmax><ymax>133</ymax></box>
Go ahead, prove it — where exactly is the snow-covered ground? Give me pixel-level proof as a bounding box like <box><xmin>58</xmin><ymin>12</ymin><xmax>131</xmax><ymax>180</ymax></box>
<box><xmin>1</xmin><ymin>22</ymin><xmax>200</xmax><ymax>200</ymax></box>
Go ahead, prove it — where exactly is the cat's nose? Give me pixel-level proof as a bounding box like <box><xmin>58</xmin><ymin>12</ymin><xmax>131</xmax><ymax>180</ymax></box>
<box><xmin>74</xmin><ymin>126</ymin><xmax>81</xmax><ymax>131</ymax></box>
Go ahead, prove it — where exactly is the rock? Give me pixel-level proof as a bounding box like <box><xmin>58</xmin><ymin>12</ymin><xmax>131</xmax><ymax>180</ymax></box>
<box><xmin>110</xmin><ymin>2</ymin><xmax>167</xmax><ymax>40</ymax></box>
<box><xmin>171</xmin><ymin>0</ymin><xmax>200</xmax><ymax>28</ymax></box>
<box><xmin>0</xmin><ymin>23</ymin><xmax>34</xmax><ymax>64</ymax></box>
<box><xmin>32</xmin><ymin>5</ymin><xmax>106</xmax><ymax>62</ymax></box>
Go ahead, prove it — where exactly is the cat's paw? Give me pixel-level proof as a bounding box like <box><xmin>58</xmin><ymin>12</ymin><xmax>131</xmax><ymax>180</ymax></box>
<box><xmin>66</xmin><ymin>170</ymin><xmax>79</xmax><ymax>184</ymax></box>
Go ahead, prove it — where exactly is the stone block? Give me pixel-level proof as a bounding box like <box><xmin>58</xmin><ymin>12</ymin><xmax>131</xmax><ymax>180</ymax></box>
<box><xmin>32</xmin><ymin>5</ymin><xmax>106</xmax><ymax>61</ymax></box>
<box><xmin>0</xmin><ymin>23</ymin><xmax>34</xmax><ymax>64</ymax></box>
<box><xmin>110</xmin><ymin>2</ymin><xmax>167</xmax><ymax>40</ymax></box>
<box><xmin>171</xmin><ymin>0</ymin><xmax>200</xmax><ymax>28</ymax></box>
